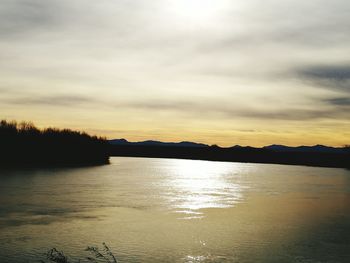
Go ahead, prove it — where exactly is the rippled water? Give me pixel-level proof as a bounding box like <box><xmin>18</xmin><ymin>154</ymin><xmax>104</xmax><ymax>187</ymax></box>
<box><xmin>0</xmin><ymin>157</ymin><xmax>349</xmax><ymax>262</ymax></box>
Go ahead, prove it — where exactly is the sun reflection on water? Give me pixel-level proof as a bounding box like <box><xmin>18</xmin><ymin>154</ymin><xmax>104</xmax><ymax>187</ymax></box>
<box><xmin>162</xmin><ymin>159</ymin><xmax>244</xmax><ymax>218</ymax></box>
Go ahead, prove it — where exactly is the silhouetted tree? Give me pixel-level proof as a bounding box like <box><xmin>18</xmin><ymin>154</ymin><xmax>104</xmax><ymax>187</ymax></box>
<box><xmin>0</xmin><ymin>120</ymin><xmax>109</xmax><ymax>167</ymax></box>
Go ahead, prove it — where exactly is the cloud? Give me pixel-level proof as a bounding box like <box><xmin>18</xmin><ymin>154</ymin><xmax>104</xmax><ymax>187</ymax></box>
<box><xmin>296</xmin><ymin>64</ymin><xmax>350</xmax><ymax>92</ymax></box>
<box><xmin>115</xmin><ymin>99</ymin><xmax>349</xmax><ymax>121</ymax></box>
<box><xmin>0</xmin><ymin>0</ymin><xmax>60</xmax><ymax>36</ymax></box>
<box><xmin>299</xmin><ymin>65</ymin><xmax>350</xmax><ymax>81</ymax></box>
<box><xmin>238</xmin><ymin>109</ymin><xmax>347</xmax><ymax>121</ymax></box>
<box><xmin>0</xmin><ymin>1</ymin><xmax>350</xmax><ymax>145</ymax></box>
<box><xmin>325</xmin><ymin>97</ymin><xmax>350</xmax><ymax>106</ymax></box>
<box><xmin>3</xmin><ymin>94</ymin><xmax>96</xmax><ymax>107</ymax></box>
<box><xmin>5</xmin><ymin>93</ymin><xmax>345</xmax><ymax>121</ymax></box>
<box><xmin>122</xmin><ymin>101</ymin><xmax>196</xmax><ymax>111</ymax></box>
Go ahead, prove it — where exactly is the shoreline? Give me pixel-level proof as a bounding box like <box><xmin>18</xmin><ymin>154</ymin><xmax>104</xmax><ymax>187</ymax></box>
<box><xmin>109</xmin><ymin>145</ymin><xmax>350</xmax><ymax>169</ymax></box>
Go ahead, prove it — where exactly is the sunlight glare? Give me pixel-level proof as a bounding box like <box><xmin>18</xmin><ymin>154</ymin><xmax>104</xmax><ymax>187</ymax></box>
<box><xmin>164</xmin><ymin>159</ymin><xmax>244</xmax><ymax>215</ymax></box>
<box><xmin>166</xmin><ymin>0</ymin><xmax>229</xmax><ymax>26</ymax></box>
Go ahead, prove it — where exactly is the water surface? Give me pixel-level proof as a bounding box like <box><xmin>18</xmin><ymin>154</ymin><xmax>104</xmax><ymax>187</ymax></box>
<box><xmin>0</xmin><ymin>157</ymin><xmax>349</xmax><ymax>262</ymax></box>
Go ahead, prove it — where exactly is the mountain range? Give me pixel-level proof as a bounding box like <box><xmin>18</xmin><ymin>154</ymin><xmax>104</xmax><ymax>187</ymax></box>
<box><xmin>109</xmin><ymin>139</ymin><xmax>347</xmax><ymax>153</ymax></box>
<box><xmin>109</xmin><ymin>139</ymin><xmax>208</xmax><ymax>148</ymax></box>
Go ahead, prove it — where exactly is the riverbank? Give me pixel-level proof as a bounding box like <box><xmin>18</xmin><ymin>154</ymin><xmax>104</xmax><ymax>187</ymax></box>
<box><xmin>109</xmin><ymin>145</ymin><xmax>350</xmax><ymax>168</ymax></box>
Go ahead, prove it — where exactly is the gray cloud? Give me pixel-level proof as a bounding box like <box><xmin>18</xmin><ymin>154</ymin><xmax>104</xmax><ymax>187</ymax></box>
<box><xmin>123</xmin><ymin>101</ymin><xmax>196</xmax><ymax>111</ymax></box>
<box><xmin>2</xmin><ymin>89</ymin><xmax>349</xmax><ymax>122</ymax></box>
<box><xmin>0</xmin><ymin>0</ymin><xmax>60</xmax><ymax>36</ymax></box>
<box><xmin>325</xmin><ymin>97</ymin><xmax>350</xmax><ymax>106</ymax></box>
<box><xmin>237</xmin><ymin>108</ymin><xmax>347</xmax><ymax>121</ymax></box>
<box><xmin>116</xmin><ymin>100</ymin><xmax>349</xmax><ymax>121</ymax></box>
<box><xmin>4</xmin><ymin>94</ymin><xmax>96</xmax><ymax>107</ymax></box>
<box><xmin>21</xmin><ymin>94</ymin><xmax>350</xmax><ymax>121</ymax></box>
<box><xmin>299</xmin><ymin>65</ymin><xmax>350</xmax><ymax>81</ymax></box>
<box><xmin>297</xmin><ymin>64</ymin><xmax>350</xmax><ymax>92</ymax></box>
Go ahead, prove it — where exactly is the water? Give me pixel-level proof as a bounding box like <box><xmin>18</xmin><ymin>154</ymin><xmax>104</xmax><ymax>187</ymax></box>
<box><xmin>0</xmin><ymin>157</ymin><xmax>349</xmax><ymax>262</ymax></box>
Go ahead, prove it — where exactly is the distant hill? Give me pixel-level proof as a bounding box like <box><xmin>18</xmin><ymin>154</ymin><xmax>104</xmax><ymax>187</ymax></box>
<box><xmin>109</xmin><ymin>139</ymin><xmax>209</xmax><ymax>148</ymax></box>
<box><xmin>109</xmin><ymin>140</ymin><xmax>350</xmax><ymax>168</ymax></box>
<box><xmin>109</xmin><ymin>139</ymin><xmax>346</xmax><ymax>154</ymax></box>
<box><xmin>263</xmin><ymin>144</ymin><xmax>345</xmax><ymax>153</ymax></box>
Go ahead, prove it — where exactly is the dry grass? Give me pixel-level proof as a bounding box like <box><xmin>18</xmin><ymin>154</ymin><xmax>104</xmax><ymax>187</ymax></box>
<box><xmin>40</xmin><ymin>243</ymin><xmax>117</xmax><ymax>263</ymax></box>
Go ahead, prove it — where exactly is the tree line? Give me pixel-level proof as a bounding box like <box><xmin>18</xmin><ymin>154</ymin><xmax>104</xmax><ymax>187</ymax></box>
<box><xmin>0</xmin><ymin>120</ymin><xmax>109</xmax><ymax>167</ymax></box>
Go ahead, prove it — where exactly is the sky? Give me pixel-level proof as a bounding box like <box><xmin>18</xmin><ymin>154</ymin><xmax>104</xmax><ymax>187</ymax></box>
<box><xmin>0</xmin><ymin>0</ymin><xmax>349</xmax><ymax>146</ymax></box>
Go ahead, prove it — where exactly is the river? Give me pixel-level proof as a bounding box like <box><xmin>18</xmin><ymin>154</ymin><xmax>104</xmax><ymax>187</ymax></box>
<box><xmin>0</xmin><ymin>157</ymin><xmax>349</xmax><ymax>262</ymax></box>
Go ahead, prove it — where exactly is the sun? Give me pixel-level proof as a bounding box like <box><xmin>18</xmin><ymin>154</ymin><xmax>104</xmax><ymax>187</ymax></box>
<box><xmin>165</xmin><ymin>0</ymin><xmax>229</xmax><ymax>26</ymax></box>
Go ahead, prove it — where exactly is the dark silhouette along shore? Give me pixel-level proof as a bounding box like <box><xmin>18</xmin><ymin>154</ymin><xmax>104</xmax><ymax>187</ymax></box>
<box><xmin>1</xmin><ymin>119</ymin><xmax>348</xmax><ymax>169</ymax></box>
<box><xmin>109</xmin><ymin>139</ymin><xmax>350</xmax><ymax>169</ymax></box>
<box><xmin>0</xmin><ymin>120</ymin><xmax>109</xmax><ymax>167</ymax></box>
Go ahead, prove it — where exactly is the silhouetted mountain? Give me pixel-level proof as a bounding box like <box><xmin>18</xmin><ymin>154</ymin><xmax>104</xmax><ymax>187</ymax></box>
<box><xmin>110</xmin><ymin>139</ymin><xmax>346</xmax><ymax>154</ymax></box>
<box><xmin>109</xmin><ymin>140</ymin><xmax>350</xmax><ymax>168</ymax></box>
<box><xmin>263</xmin><ymin>144</ymin><xmax>345</xmax><ymax>153</ymax></box>
<box><xmin>109</xmin><ymin>139</ymin><xmax>208</xmax><ymax>148</ymax></box>
<box><xmin>0</xmin><ymin>120</ymin><xmax>109</xmax><ymax>167</ymax></box>
<box><xmin>110</xmin><ymin>139</ymin><xmax>130</xmax><ymax>145</ymax></box>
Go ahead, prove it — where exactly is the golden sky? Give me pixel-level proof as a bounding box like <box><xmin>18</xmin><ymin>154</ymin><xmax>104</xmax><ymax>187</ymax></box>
<box><xmin>1</xmin><ymin>0</ymin><xmax>349</xmax><ymax>146</ymax></box>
